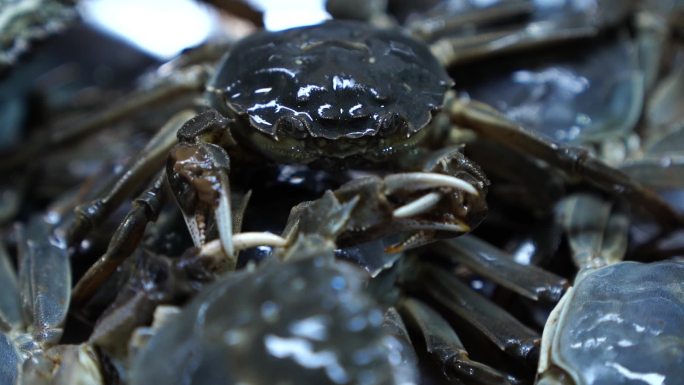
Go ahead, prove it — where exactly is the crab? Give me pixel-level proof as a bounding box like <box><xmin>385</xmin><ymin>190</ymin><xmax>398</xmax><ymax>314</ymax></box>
<box><xmin>4</xmin><ymin>17</ymin><xmax>670</xmax><ymax>306</ymax></box>
<box><xmin>0</xmin><ymin>0</ymin><xmax>78</xmax><ymax>74</ymax></box>
<box><xmin>1</xmin><ymin>8</ymin><xmax>683</xmax><ymax>384</ymax></box>
<box><xmin>536</xmin><ymin>193</ymin><xmax>684</xmax><ymax>385</ymax></box>
<box><xmin>126</xmin><ymin>199</ymin><xmax>420</xmax><ymax>385</ymax></box>
<box><xmin>0</xmin><ymin>216</ymin><xmax>104</xmax><ymax>385</ymax></box>
<box><xmin>124</xmin><ymin>183</ymin><xmax>560</xmax><ymax>385</ymax></box>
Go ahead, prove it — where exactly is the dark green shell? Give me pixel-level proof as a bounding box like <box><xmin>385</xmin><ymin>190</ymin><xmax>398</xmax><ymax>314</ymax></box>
<box><xmin>209</xmin><ymin>20</ymin><xmax>451</xmax><ymax>140</ymax></box>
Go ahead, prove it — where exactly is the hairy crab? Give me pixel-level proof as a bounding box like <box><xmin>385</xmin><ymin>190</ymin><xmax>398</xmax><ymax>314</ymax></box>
<box><xmin>2</xmin><ymin>1</ymin><xmax>684</xmax><ymax>384</ymax></box>
<box><xmin>3</xmin><ymin>16</ymin><xmax>675</xmax><ymax>304</ymax></box>
<box><xmin>537</xmin><ymin>194</ymin><xmax>684</xmax><ymax>385</ymax></box>
<box><xmin>0</xmin><ymin>217</ymin><xmax>101</xmax><ymax>385</ymax></box>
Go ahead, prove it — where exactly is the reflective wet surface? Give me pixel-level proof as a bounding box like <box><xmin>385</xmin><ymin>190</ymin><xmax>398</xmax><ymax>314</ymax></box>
<box><xmin>554</xmin><ymin>261</ymin><xmax>684</xmax><ymax>385</ymax></box>
<box><xmin>211</xmin><ymin>20</ymin><xmax>450</xmax><ymax>142</ymax></box>
<box><xmin>130</xmin><ymin>257</ymin><xmax>415</xmax><ymax>385</ymax></box>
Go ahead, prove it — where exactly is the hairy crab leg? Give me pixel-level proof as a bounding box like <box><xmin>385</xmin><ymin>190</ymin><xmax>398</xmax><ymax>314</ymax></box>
<box><xmin>382</xmin><ymin>307</ymin><xmax>420</xmax><ymax>382</ymax></box>
<box><xmin>399</xmin><ymin>297</ymin><xmax>520</xmax><ymax>385</ymax></box>
<box><xmin>0</xmin><ymin>242</ymin><xmax>22</xmax><ymax>331</ymax></box>
<box><xmin>621</xmin><ymin>154</ymin><xmax>684</xmax><ymax>189</ymax></box>
<box><xmin>0</xmin><ymin>240</ymin><xmax>23</xmax><ymax>383</ymax></box>
<box><xmin>622</xmin><ymin>121</ymin><xmax>684</xmax><ymax>189</ymax></box>
<box><xmin>0</xmin><ymin>66</ymin><xmax>207</xmax><ymax>172</ymax></box>
<box><xmin>16</xmin><ymin>217</ymin><xmax>70</xmax><ymax>346</ymax></box>
<box><xmin>406</xmin><ymin>0</ymin><xmax>534</xmax><ymax>42</ymax></box>
<box><xmin>405</xmin><ymin>259</ymin><xmax>541</xmax><ymax>365</ymax></box>
<box><xmin>445</xmin><ymin>96</ymin><xmax>684</xmax><ymax>230</ymax></box>
<box><xmin>428</xmin><ymin>235</ymin><xmax>569</xmax><ymax>303</ymax></box>
<box><xmin>535</xmin><ymin>284</ymin><xmax>572</xmax><ymax>384</ymax></box>
<box><xmin>558</xmin><ymin>194</ymin><xmax>629</xmax><ymax>272</ymax></box>
<box><xmin>430</xmin><ymin>25</ymin><xmax>598</xmax><ymax>67</ymax></box>
<box><xmin>71</xmin><ymin>172</ymin><xmax>167</xmax><ymax>307</ymax></box>
<box><xmin>417</xmin><ymin>0</ymin><xmax>633</xmax><ymax>67</ymax></box>
<box><xmin>66</xmin><ymin>110</ymin><xmax>193</xmax><ymax>245</ymax></box>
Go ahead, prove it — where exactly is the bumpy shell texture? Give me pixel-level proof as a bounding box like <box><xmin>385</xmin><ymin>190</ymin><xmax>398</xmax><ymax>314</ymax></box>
<box><xmin>129</xmin><ymin>257</ymin><xmax>411</xmax><ymax>385</ymax></box>
<box><xmin>210</xmin><ymin>20</ymin><xmax>451</xmax><ymax>140</ymax></box>
<box><xmin>553</xmin><ymin>261</ymin><xmax>684</xmax><ymax>385</ymax></box>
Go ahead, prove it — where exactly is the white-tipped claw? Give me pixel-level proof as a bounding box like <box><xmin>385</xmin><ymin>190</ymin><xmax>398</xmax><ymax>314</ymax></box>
<box><xmin>233</xmin><ymin>232</ymin><xmax>287</xmax><ymax>250</ymax></box>
<box><xmin>393</xmin><ymin>192</ymin><xmax>443</xmax><ymax>218</ymax></box>
<box><xmin>200</xmin><ymin>232</ymin><xmax>287</xmax><ymax>257</ymax></box>
<box><xmin>215</xmin><ymin>174</ymin><xmax>234</xmax><ymax>258</ymax></box>
<box><xmin>385</xmin><ymin>172</ymin><xmax>478</xmax><ymax>196</ymax></box>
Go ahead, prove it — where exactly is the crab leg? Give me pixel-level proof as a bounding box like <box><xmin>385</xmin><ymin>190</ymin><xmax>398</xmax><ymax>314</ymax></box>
<box><xmin>429</xmin><ymin>235</ymin><xmax>568</xmax><ymax>303</ymax></box>
<box><xmin>399</xmin><ymin>297</ymin><xmax>520</xmax><ymax>385</ymax></box>
<box><xmin>446</xmin><ymin>96</ymin><xmax>684</xmax><ymax>230</ymax></box>
<box><xmin>16</xmin><ymin>217</ymin><xmax>70</xmax><ymax>346</ymax></box>
<box><xmin>66</xmin><ymin>110</ymin><xmax>193</xmax><ymax>245</ymax></box>
<box><xmin>621</xmin><ymin>155</ymin><xmax>684</xmax><ymax>189</ymax></box>
<box><xmin>382</xmin><ymin>307</ymin><xmax>420</xmax><ymax>383</ymax></box>
<box><xmin>0</xmin><ymin>242</ymin><xmax>22</xmax><ymax>331</ymax></box>
<box><xmin>407</xmin><ymin>260</ymin><xmax>540</xmax><ymax>365</ymax></box>
<box><xmin>622</xmin><ymin>121</ymin><xmax>684</xmax><ymax>189</ymax></box>
<box><xmin>558</xmin><ymin>193</ymin><xmax>629</xmax><ymax>273</ymax></box>
<box><xmin>430</xmin><ymin>24</ymin><xmax>598</xmax><ymax>67</ymax></box>
<box><xmin>0</xmin><ymin>67</ymin><xmax>207</xmax><ymax>172</ymax></box>
<box><xmin>71</xmin><ymin>172</ymin><xmax>167</xmax><ymax>307</ymax></box>
<box><xmin>408</xmin><ymin>0</ymin><xmax>534</xmax><ymax>42</ymax></box>
<box><xmin>422</xmin><ymin>0</ymin><xmax>634</xmax><ymax>67</ymax></box>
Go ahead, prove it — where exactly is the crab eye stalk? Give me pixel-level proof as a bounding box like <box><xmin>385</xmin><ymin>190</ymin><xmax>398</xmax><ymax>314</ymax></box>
<box><xmin>377</xmin><ymin>112</ymin><xmax>408</xmax><ymax>138</ymax></box>
<box><xmin>275</xmin><ymin>115</ymin><xmax>310</xmax><ymax>140</ymax></box>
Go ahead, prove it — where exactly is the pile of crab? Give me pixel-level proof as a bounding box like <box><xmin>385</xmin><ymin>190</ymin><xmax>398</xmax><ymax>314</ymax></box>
<box><xmin>1</xmin><ymin>1</ymin><xmax>684</xmax><ymax>384</ymax></box>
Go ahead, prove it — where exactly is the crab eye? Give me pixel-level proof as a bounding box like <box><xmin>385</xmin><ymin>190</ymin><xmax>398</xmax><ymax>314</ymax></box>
<box><xmin>275</xmin><ymin>115</ymin><xmax>310</xmax><ymax>140</ymax></box>
<box><xmin>377</xmin><ymin>113</ymin><xmax>408</xmax><ymax>137</ymax></box>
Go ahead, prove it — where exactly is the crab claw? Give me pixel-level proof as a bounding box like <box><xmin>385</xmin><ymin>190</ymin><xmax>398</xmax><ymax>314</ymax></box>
<box><xmin>357</xmin><ymin>147</ymin><xmax>488</xmax><ymax>251</ymax></box>
<box><xmin>327</xmin><ymin>169</ymin><xmax>487</xmax><ymax>252</ymax></box>
<box><xmin>167</xmin><ymin>142</ymin><xmax>235</xmax><ymax>266</ymax></box>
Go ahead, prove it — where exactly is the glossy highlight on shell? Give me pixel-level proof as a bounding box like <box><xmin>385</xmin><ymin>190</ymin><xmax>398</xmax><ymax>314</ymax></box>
<box><xmin>129</xmin><ymin>257</ymin><xmax>413</xmax><ymax>385</ymax></box>
<box><xmin>209</xmin><ymin>20</ymin><xmax>451</xmax><ymax>141</ymax></box>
